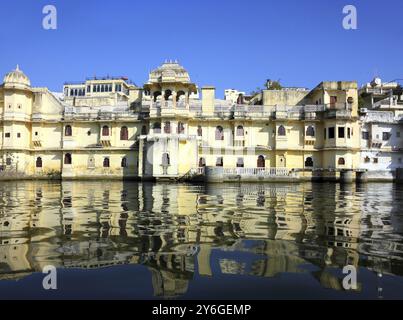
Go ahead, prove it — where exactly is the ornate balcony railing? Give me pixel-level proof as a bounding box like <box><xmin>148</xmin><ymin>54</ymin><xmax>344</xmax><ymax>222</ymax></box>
<box><xmin>223</xmin><ymin>167</ymin><xmax>289</xmax><ymax>177</ymax></box>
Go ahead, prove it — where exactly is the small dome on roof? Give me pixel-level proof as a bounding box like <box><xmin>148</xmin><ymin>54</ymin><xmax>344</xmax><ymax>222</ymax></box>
<box><xmin>147</xmin><ymin>60</ymin><xmax>192</xmax><ymax>84</ymax></box>
<box><xmin>371</xmin><ymin>77</ymin><xmax>382</xmax><ymax>87</ymax></box>
<box><xmin>3</xmin><ymin>65</ymin><xmax>31</xmax><ymax>89</ymax></box>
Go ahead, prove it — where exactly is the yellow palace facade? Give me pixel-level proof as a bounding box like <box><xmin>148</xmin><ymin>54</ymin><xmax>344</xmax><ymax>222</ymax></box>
<box><xmin>0</xmin><ymin>62</ymin><xmax>365</xmax><ymax>182</ymax></box>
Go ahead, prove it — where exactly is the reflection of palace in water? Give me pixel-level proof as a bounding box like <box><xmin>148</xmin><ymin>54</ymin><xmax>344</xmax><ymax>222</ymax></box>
<box><xmin>1</xmin><ymin>181</ymin><xmax>403</xmax><ymax>298</ymax></box>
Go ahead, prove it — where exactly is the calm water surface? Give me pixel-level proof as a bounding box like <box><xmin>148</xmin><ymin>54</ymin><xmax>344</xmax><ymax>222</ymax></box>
<box><xmin>1</xmin><ymin>181</ymin><xmax>403</xmax><ymax>299</ymax></box>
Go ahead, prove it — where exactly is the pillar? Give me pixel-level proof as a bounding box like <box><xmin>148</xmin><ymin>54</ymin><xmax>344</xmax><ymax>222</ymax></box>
<box><xmin>340</xmin><ymin>170</ymin><xmax>353</xmax><ymax>183</ymax></box>
<box><xmin>356</xmin><ymin>171</ymin><xmax>368</xmax><ymax>183</ymax></box>
<box><xmin>396</xmin><ymin>168</ymin><xmax>403</xmax><ymax>183</ymax></box>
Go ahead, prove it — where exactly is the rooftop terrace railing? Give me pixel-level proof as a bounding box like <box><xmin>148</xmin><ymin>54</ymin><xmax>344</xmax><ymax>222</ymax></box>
<box><xmin>63</xmin><ymin>110</ymin><xmax>138</xmax><ymax>120</ymax></box>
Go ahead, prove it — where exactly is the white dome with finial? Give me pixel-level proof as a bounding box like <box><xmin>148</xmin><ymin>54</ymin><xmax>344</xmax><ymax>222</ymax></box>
<box><xmin>3</xmin><ymin>65</ymin><xmax>31</xmax><ymax>89</ymax></box>
<box><xmin>370</xmin><ymin>77</ymin><xmax>382</xmax><ymax>88</ymax></box>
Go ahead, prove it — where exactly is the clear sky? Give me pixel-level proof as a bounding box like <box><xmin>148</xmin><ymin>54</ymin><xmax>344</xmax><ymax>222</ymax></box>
<box><xmin>0</xmin><ymin>0</ymin><xmax>402</xmax><ymax>97</ymax></box>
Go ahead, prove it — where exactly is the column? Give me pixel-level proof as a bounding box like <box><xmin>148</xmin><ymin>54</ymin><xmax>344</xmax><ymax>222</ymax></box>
<box><xmin>172</xmin><ymin>90</ymin><xmax>177</xmax><ymax>109</ymax></box>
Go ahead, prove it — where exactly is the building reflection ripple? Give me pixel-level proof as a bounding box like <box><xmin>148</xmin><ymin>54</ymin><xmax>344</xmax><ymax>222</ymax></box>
<box><xmin>1</xmin><ymin>181</ymin><xmax>403</xmax><ymax>298</ymax></box>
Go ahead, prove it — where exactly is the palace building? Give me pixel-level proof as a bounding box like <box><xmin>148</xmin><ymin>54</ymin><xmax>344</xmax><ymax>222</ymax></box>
<box><xmin>0</xmin><ymin>61</ymin><xmax>402</xmax><ymax>182</ymax></box>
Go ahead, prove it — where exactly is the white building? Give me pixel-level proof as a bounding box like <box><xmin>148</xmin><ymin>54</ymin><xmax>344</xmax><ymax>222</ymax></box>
<box><xmin>359</xmin><ymin>78</ymin><xmax>403</xmax><ymax>180</ymax></box>
<box><xmin>224</xmin><ymin>89</ymin><xmax>246</xmax><ymax>104</ymax></box>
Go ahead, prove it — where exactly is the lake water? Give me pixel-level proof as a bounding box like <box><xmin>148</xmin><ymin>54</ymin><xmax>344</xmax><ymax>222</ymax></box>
<box><xmin>1</xmin><ymin>180</ymin><xmax>403</xmax><ymax>300</ymax></box>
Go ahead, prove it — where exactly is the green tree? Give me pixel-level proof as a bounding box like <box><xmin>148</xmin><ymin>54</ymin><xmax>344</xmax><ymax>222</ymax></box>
<box><xmin>267</xmin><ymin>80</ymin><xmax>282</xmax><ymax>90</ymax></box>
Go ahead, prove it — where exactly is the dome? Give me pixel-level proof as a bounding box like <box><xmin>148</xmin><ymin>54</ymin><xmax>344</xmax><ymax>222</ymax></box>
<box><xmin>3</xmin><ymin>65</ymin><xmax>31</xmax><ymax>89</ymax></box>
<box><xmin>147</xmin><ymin>60</ymin><xmax>192</xmax><ymax>84</ymax></box>
<box><xmin>370</xmin><ymin>77</ymin><xmax>382</xmax><ymax>87</ymax></box>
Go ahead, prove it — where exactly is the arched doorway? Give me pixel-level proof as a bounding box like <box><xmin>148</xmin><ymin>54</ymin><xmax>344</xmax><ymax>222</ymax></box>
<box><xmin>164</xmin><ymin>89</ymin><xmax>172</xmax><ymax>101</ymax></box>
<box><xmin>153</xmin><ymin>91</ymin><xmax>162</xmax><ymax>102</ymax></box>
<box><xmin>305</xmin><ymin>157</ymin><xmax>314</xmax><ymax>167</ymax></box>
<box><xmin>36</xmin><ymin>157</ymin><xmax>42</xmax><ymax>168</ymax></box>
<box><xmin>199</xmin><ymin>157</ymin><xmax>206</xmax><ymax>167</ymax></box>
<box><xmin>257</xmin><ymin>155</ymin><xmax>265</xmax><ymax>168</ymax></box>
<box><xmin>102</xmin><ymin>125</ymin><xmax>109</xmax><ymax>136</ymax></box>
<box><xmin>64</xmin><ymin>153</ymin><xmax>72</xmax><ymax>165</ymax></box>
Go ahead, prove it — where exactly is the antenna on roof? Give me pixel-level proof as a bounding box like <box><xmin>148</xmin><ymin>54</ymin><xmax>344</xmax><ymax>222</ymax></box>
<box><xmin>374</xmin><ymin>68</ymin><xmax>379</xmax><ymax>78</ymax></box>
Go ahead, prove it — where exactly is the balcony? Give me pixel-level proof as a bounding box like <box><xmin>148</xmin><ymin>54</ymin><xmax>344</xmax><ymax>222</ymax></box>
<box><xmin>3</xmin><ymin>111</ymin><xmax>31</xmax><ymax>122</ymax></box>
<box><xmin>304</xmin><ymin>136</ymin><xmax>316</xmax><ymax>147</ymax></box>
<box><xmin>324</xmin><ymin>103</ymin><xmax>353</xmax><ymax>119</ymax></box>
<box><xmin>325</xmin><ymin>109</ymin><xmax>352</xmax><ymax>119</ymax></box>
<box><xmin>32</xmin><ymin>134</ymin><xmax>42</xmax><ymax>147</ymax></box>
<box><xmin>63</xmin><ymin>110</ymin><xmax>138</xmax><ymax>121</ymax></box>
<box><xmin>304</xmin><ymin>112</ymin><xmax>319</xmax><ymax>120</ymax></box>
<box><xmin>233</xmin><ymin>140</ymin><xmax>245</xmax><ymax>147</ymax></box>
<box><xmin>99</xmin><ymin>135</ymin><xmax>111</xmax><ymax>147</ymax></box>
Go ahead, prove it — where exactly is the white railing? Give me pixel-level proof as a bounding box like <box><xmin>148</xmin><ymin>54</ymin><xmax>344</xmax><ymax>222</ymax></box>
<box><xmin>223</xmin><ymin>167</ymin><xmax>289</xmax><ymax>177</ymax></box>
<box><xmin>304</xmin><ymin>105</ymin><xmax>326</xmax><ymax>112</ymax></box>
<box><xmin>188</xmin><ymin>167</ymin><xmax>205</xmax><ymax>175</ymax></box>
<box><xmin>363</xmin><ymin>111</ymin><xmax>395</xmax><ymax>123</ymax></box>
<box><xmin>195</xmin><ymin>167</ymin><xmax>206</xmax><ymax>175</ymax></box>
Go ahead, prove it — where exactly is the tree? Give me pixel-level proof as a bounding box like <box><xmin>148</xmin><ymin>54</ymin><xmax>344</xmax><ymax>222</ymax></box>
<box><xmin>358</xmin><ymin>95</ymin><xmax>366</xmax><ymax>109</ymax></box>
<box><xmin>267</xmin><ymin>79</ymin><xmax>282</xmax><ymax>90</ymax></box>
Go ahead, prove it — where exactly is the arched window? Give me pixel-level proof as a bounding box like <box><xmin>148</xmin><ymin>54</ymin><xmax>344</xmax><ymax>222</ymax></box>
<box><xmin>215</xmin><ymin>126</ymin><xmax>224</xmax><ymax>140</ymax></box>
<box><xmin>153</xmin><ymin>122</ymin><xmax>161</xmax><ymax>133</ymax></box>
<box><xmin>278</xmin><ymin>125</ymin><xmax>286</xmax><ymax>136</ymax></box>
<box><xmin>102</xmin><ymin>126</ymin><xmax>109</xmax><ymax>136</ymax></box>
<box><xmin>162</xmin><ymin>153</ymin><xmax>170</xmax><ymax>166</ymax></box>
<box><xmin>216</xmin><ymin>157</ymin><xmax>223</xmax><ymax>167</ymax></box>
<box><xmin>257</xmin><ymin>155</ymin><xmax>265</xmax><ymax>168</ymax></box>
<box><xmin>36</xmin><ymin>157</ymin><xmax>42</xmax><ymax>168</ymax></box>
<box><xmin>236</xmin><ymin>158</ymin><xmax>244</xmax><ymax>168</ymax></box>
<box><xmin>65</xmin><ymin>125</ymin><xmax>72</xmax><ymax>137</ymax></box>
<box><xmin>305</xmin><ymin>157</ymin><xmax>314</xmax><ymax>167</ymax></box>
<box><xmin>176</xmin><ymin>90</ymin><xmax>185</xmax><ymax>102</ymax></box>
<box><xmin>237</xmin><ymin>94</ymin><xmax>244</xmax><ymax>104</ymax></box>
<box><xmin>197</xmin><ymin>125</ymin><xmax>203</xmax><ymax>137</ymax></box>
<box><xmin>236</xmin><ymin>125</ymin><xmax>244</xmax><ymax>136</ymax></box>
<box><xmin>103</xmin><ymin>157</ymin><xmax>110</xmax><ymax>168</ymax></box>
<box><xmin>199</xmin><ymin>157</ymin><xmax>206</xmax><ymax>167</ymax></box>
<box><xmin>338</xmin><ymin>157</ymin><xmax>346</xmax><ymax>165</ymax></box>
<box><xmin>164</xmin><ymin>121</ymin><xmax>171</xmax><ymax>134</ymax></box>
<box><xmin>306</xmin><ymin>126</ymin><xmax>315</xmax><ymax>137</ymax></box>
<box><xmin>121</xmin><ymin>157</ymin><xmax>127</xmax><ymax>168</ymax></box>
<box><xmin>153</xmin><ymin>91</ymin><xmax>162</xmax><ymax>102</ymax></box>
<box><xmin>141</xmin><ymin>125</ymin><xmax>148</xmax><ymax>135</ymax></box>
<box><xmin>164</xmin><ymin>89</ymin><xmax>172</xmax><ymax>101</ymax></box>
<box><xmin>120</xmin><ymin>126</ymin><xmax>128</xmax><ymax>140</ymax></box>
<box><xmin>64</xmin><ymin>153</ymin><xmax>72</xmax><ymax>165</ymax></box>
<box><xmin>177</xmin><ymin>122</ymin><xmax>185</xmax><ymax>134</ymax></box>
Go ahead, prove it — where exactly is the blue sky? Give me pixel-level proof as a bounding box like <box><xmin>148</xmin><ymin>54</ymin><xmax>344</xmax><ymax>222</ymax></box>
<box><xmin>0</xmin><ymin>0</ymin><xmax>402</xmax><ymax>97</ymax></box>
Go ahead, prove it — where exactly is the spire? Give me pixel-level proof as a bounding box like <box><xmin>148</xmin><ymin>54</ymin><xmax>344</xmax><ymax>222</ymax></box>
<box><xmin>16</xmin><ymin>64</ymin><xmax>20</xmax><ymax>71</ymax></box>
